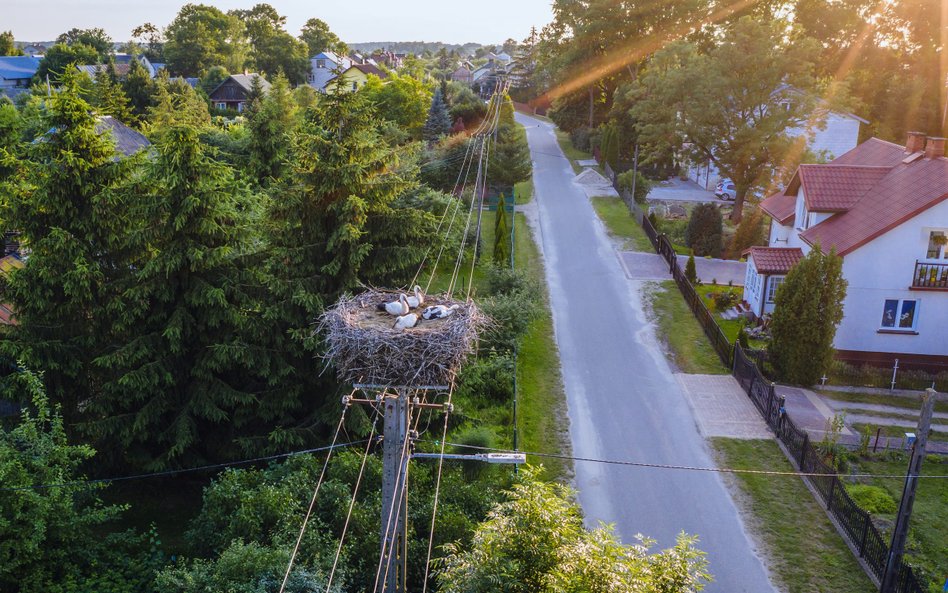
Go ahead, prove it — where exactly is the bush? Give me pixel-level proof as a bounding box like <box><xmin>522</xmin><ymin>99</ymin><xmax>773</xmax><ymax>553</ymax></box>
<box><xmin>453</xmin><ymin>426</ymin><xmax>497</xmax><ymax>480</ymax></box>
<box><xmin>456</xmin><ymin>354</ymin><xmax>515</xmax><ymax>403</ymax></box>
<box><xmin>685</xmin><ymin>203</ymin><xmax>723</xmax><ymax>257</ymax></box>
<box><xmin>711</xmin><ymin>290</ymin><xmax>739</xmax><ymax>312</ymax></box>
<box><xmin>726</xmin><ymin>206</ymin><xmax>766</xmax><ymax>259</ymax></box>
<box><xmin>660</xmin><ymin>218</ymin><xmax>688</xmax><ymax>246</ymax></box>
<box><xmin>685</xmin><ymin>253</ymin><xmax>697</xmax><ymax>284</ymax></box>
<box><xmin>845</xmin><ymin>484</ymin><xmax>897</xmax><ymax>515</ymax></box>
<box><xmin>616</xmin><ymin>170</ymin><xmax>652</xmax><ymax>203</ymax></box>
<box><xmin>569</xmin><ymin>126</ymin><xmax>593</xmax><ymax>152</ymax></box>
<box><xmin>647</xmin><ymin>211</ymin><xmax>659</xmax><ymax>230</ymax></box>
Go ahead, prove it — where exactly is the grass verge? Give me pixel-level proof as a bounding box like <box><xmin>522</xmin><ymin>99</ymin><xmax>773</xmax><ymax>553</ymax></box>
<box><xmin>515</xmin><ymin>179</ymin><xmax>534</xmax><ymax>205</ymax></box>
<box><xmin>643</xmin><ymin>280</ymin><xmax>728</xmax><ymax>374</ymax></box>
<box><xmin>693</xmin><ymin>284</ymin><xmax>767</xmax><ymax>350</ymax></box>
<box><xmin>848</xmin><ymin>454</ymin><xmax>948</xmax><ymax>590</ymax></box>
<box><xmin>817</xmin><ymin>390</ymin><xmax>948</xmax><ymax>415</ymax></box>
<box><xmin>554</xmin><ymin>129</ymin><xmax>592</xmax><ymax>174</ymax></box>
<box><xmin>711</xmin><ymin>438</ymin><xmax>875</xmax><ymax>593</ymax></box>
<box><xmin>590</xmin><ymin>196</ymin><xmax>651</xmax><ymax>252</ymax></box>
<box><xmin>851</xmin><ymin>422</ymin><xmax>948</xmax><ymax>441</ymax></box>
<box><xmin>513</xmin><ymin>213</ymin><xmax>570</xmax><ymax>479</ymax></box>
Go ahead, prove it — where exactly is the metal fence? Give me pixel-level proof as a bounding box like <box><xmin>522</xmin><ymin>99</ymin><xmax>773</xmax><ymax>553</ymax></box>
<box><xmin>733</xmin><ymin>345</ymin><xmax>925</xmax><ymax>593</ymax></box>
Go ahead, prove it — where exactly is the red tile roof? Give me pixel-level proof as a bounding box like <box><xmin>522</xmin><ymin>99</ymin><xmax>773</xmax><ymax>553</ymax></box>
<box><xmin>749</xmin><ymin>247</ymin><xmax>804</xmax><ymax>274</ymax></box>
<box><xmin>794</xmin><ymin>164</ymin><xmax>892</xmax><ymax>211</ymax></box>
<box><xmin>352</xmin><ymin>63</ymin><xmax>388</xmax><ymax>79</ymax></box>
<box><xmin>801</xmin><ymin>156</ymin><xmax>948</xmax><ymax>255</ymax></box>
<box><xmin>759</xmin><ymin>191</ymin><xmax>795</xmax><ymax>224</ymax></box>
<box><xmin>830</xmin><ymin>137</ymin><xmax>907</xmax><ymax>167</ymax></box>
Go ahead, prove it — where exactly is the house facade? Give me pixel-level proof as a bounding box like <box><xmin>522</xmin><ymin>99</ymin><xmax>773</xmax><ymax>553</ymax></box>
<box><xmin>208</xmin><ymin>74</ymin><xmax>271</xmax><ymax>112</ymax></box>
<box><xmin>308</xmin><ymin>51</ymin><xmax>351</xmax><ymax>92</ymax></box>
<box><xmin>0</xmin><ymin>56</ymin><xmax>40</xmax><ymax>89</ymax></box>
<box><xmin>748</xmin><ymin>132</ymin><xmax>948</xmax><ymax>365</ymax></box>
<box><xmin>327</xmin><ymin>64</ymin><xmax>387</xmax><ymax>93</ymax></box>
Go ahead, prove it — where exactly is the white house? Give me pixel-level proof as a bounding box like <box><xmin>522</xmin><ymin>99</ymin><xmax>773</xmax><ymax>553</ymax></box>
<box><xmin>747</xmin><ymin>131</ymin><xmax>948</xmax><ymax>366</ymax></box>
<box><xmin>309</xmin><ymin>51</ymin><xmax>351</xmax><ymax>93</ymax></box>
<box><xmin>687</xmin><ymin>102</ymin><xmax>868</xmax><ymax>191</ymax></box>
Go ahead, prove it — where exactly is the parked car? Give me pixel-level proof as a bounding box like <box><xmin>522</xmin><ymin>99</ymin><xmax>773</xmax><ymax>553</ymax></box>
<box><xmin>715</xmin><ymin>180</ymin><xmax>736</xmax><ymax>201</ymax></box>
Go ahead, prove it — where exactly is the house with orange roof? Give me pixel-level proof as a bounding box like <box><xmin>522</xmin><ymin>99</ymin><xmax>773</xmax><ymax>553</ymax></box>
<box><xmin>746</xmin><ymin>132</ymin><xmax>948</xmax><ymax>367</ymax></box>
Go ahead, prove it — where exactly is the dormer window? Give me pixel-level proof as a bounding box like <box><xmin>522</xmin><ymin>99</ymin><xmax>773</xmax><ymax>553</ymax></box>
<box><xmin>316</xmin><ymin>59</ymin><xmax>326</xmax><ymax>69</ymax></box>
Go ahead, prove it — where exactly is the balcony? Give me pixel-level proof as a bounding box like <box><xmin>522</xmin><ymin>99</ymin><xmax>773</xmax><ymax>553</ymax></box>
<box><xmin>912</xmin><ymin>260</ymin><xmax>948</xmax><ymax>290</ymax></box>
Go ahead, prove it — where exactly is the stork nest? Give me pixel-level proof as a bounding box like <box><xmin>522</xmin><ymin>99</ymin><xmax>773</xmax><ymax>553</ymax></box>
<box><xmin>318</xmin><ymin>290</ymin><xmax>488</xmax><ymax>387</ymax></box>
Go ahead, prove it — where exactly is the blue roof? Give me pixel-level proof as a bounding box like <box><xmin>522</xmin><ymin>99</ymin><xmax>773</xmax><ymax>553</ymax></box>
<box><xmin>0</xmin><ymin>56</ymin><xmax>41</xmax><ymax>81</ymax></box>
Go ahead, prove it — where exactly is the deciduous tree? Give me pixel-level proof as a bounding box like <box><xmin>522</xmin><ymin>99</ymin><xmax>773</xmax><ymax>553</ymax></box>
<box><xmin>0</xmin><ymin>31</ymin><xmax>23</xmax><ymax>56</ymax></box>
<box><xmin>163</xmin><ymin>3</ymin><xmax>248</xmax><ymax>76</ymax></box>
<box><xmin>56</xmin><ymin>27</ymin><xmax>112</xmax><ymax>57</ymax></box>
<box><xmin>299</xmin><ymin>17</ymin><xmax>347</xmax><ymax>57</ymax></box>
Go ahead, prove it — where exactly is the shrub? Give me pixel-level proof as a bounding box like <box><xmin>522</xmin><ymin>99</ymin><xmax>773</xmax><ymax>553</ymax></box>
<box><xmin>569</xmin><ymin>126</ymin><xmax>593</xmax><ymax>152</ymax></box>
<box><xmin>845</xmin><ymin>484</ymin><xmax>897</xmax><ymax>515</ymax></box>
<box><xmin>660</xmin><ymin>218</ymin><xmax>688</xmax><ymax>245</ymax></box>
<box><xmin>647</xmin><ymin>211</ymin><xmax>659</xmax><ymax>230</ymax></box>
<box><xmin>616</xmin><ymin>170</ymin><xmax>652</xmax><ymax>203</ymax></box>
<box><xmin>685</xmin><ymin>203</ymin><xmax>723</xmax><ymax>257</ymax></box>
<box><xmin>453</xmin><ymin>426</ymin><xmax>497</xmax><ymax>480</ymax></box>
<box><xmin>727</xmin><ymin>206</ymin><xmax>766</xmax><ymax>259</ymax></box>
<box><xmin>685</xmin><ymin>253</ymin><xmax>697</xmax><ymax>284</ymax></box>
<box><xmin>711</xmin><ymin>290</ymin><xmax>739</xmax><ymax>312</ymax></box>
<box><xmin>737</xmin><ymin>325</ymin><xmax>750</xmax><ymax>349</ymax></box>
<box><xmin>456</xmin><ymin>354</ymin><xmax>515</xmax><ymax>403</ymax></box>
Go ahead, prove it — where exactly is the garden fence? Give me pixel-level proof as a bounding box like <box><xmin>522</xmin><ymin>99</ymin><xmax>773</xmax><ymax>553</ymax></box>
<box><xmin>613</xmin><ymin>174</ymin><xmax>926</xmax><ymax>591</ymax></box>
<box><xmin>733</xmin><ymin>345</ymin><xmax>924</xmax><ymax>593</ymax></box>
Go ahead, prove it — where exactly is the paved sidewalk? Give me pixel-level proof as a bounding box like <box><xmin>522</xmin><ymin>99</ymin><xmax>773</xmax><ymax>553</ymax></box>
<box><xmin>676</xmin><ymin>374</ymin><xmax>773</xmax><ymax>439</ymax></box>
<box><xmin>619</xmin><ymin>251</ymin><xmax>747</xmax><ymax>287</ymax></box>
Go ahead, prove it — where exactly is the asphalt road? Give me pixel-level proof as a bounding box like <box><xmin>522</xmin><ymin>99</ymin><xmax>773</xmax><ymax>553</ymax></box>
<box><xmin>517</xmin><ymin>113</ymin><xmax>776</xmax><ymax>593</ymax></box>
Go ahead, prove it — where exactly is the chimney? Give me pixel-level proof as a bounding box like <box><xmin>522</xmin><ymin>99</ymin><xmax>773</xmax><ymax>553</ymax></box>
<box><xmin>905</xmin><ymin>131</ymin><xmax>927</xmax><ymax>153</ymax></box>
<box><xmin>924</xmin><ymin>137</ymin><xmax>945</xmax><ymax>159</ymax></box>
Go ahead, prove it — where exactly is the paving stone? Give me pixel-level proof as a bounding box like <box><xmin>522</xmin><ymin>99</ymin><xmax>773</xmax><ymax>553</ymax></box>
<box><xmin>676</xmin><ymin>374</ymin><xmax>773</xmax><ymax>439</ymax></box>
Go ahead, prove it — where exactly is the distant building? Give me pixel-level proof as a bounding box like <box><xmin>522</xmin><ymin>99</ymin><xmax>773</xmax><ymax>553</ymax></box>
<box><xmin>327</xmin><ymin>64</ymin><xmax>387</xmax><ymax>93</ymax></box>
<box><xmin>95</xmin><ymin>116</ymin><xmax>151</xmax><ymax>157</ymax></box>
<box><xmin>450</xmin><ymin>65</ymin><xmax>472</xmax><ymax>84</ymax></box>
<box><xmin>309</xmin><ymin>51</ymin><xmax>351</xmax><ymax>93</ymax></box>
<box><xmin>0</xmin><ymin>56</ymin><xmax>40</xmax><ymax>90</ymax></box>
<box><xmin>76</xmin><ymin>53</ymin><xmax>157</xmax><ymax>80</ymax></box>
<box><xmin>21</xmin><ymin>44</ymin><xmax>47</xmax><ymax>57</ymax></box>
<box><xmin>208</xmin><ymin>73</ymin><xmax>271</xmax><ymax>112</ymax></box>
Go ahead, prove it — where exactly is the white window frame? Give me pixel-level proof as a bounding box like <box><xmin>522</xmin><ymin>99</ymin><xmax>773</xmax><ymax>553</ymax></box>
<box><xmin>879</xmin><ymin>298</ymin><xmax>919</xmax><ymax>332</ymax></box>
<box><xmin>316</xmin><ymin>59</ymin><xmax>326</xmax><ymax>69</ymax></box>
<box><xmin>766</xmin><ymin>276</ymin><xmax>784</xmax><ymax>303</ymax></box>
<box><xmin>215</xmin><ymin>102</ymin><xmax>227</xmax><ymax>110</ymax></box>
<box><xmin>926</xmin><ymin>231</ymin><xmax>946</xmax><ymax>260</ymax></box>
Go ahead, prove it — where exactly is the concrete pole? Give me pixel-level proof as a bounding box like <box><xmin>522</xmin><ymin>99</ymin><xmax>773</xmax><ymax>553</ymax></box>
<box><xmin>379</xmin><ymin>391</ymin><xmax>409</xmax><ymax>593</ymax></box>
<box><xmin>880</xmin><ymin>389</ymin><xmax>936</xmax><ymax>592</ymax></box>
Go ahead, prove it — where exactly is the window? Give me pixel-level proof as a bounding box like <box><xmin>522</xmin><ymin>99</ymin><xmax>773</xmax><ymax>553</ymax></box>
<box><xmin>880</xmin><ymin>299</ymin><xmax>918</xmax><ymax>331</ymax></box>
<box><xmin>352</xmin><ymin>81</ymin><xmax>359</xmax><ymax>91</ymax></box>
<box><xmin>316</xmin><ymin>59</ymin><xmax>326</xmax><ymax>69</ymax></box>
<box><xmin>926</xmin><ymin>231</ymin><xmax>945</xmax><ymax>259</ymax></box>
<box><xmin>216</xmin><ymin>102</ymin><xmax>227</xmax><ymax>110</ymax></box>
<box><xmin>766</xmin><ymin>276</ymin><xmax>784</xmax><ymax>303</ymax></box>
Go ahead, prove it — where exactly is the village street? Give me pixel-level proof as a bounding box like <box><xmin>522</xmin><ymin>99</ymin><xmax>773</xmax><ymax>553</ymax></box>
<box><xmin>516</xmin><ymin>112</ymin><xmax>776</xmax><ymax>593</ymax></box>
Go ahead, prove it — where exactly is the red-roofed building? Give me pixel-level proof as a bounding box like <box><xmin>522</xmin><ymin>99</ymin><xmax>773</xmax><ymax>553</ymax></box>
<box><xmin>747</xmin><ymin>132</ymin><xmax>948</xmax><ymax>366</ymax></box>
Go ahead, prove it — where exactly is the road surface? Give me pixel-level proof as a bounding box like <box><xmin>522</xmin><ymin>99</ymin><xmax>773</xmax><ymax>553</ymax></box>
<box><xmin>517</xmin><ymin>113</ymin><xmax>776</xmax><ymax>593</ymax></box>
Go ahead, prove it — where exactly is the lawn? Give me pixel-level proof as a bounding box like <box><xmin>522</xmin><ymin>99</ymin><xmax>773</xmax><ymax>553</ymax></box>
<box><xmin>693</xmin><ymin>284</ymin><xmax>767</xmax><ymax>350</ymax></box>
<box><xmin>554</xmin><ymin>129</ymin><xmax>592</xmax><ymax>174</ymax></box>
<box><xmin>816</xmin><ymin>389</ymin><xmax>948</xmax><ymax>415</ymax></box>
<box><xmin>711</xmin><ymin>438</ymin><xmax>876</xmax><ymax>593</ymax></box>
<box><xmin>590</xmin><ymin>196</ymin><xmax>652</xmax><ymax>252</ymax></box>
<box><xmin>851</xmin><ymin>422</ymin><xmax>948</xmax><ymax>442</ymax></box>
<box><xmin>643</xmin><ymin>280</ymin><xmax>728</xmax><ymax>374</ymax></box>
<box><xmin>848</xmin><ymin>454</ymin><xmax>948</xmax><ymax>590</ymax></box>
<box><xmin>515</xmin><ymin>179</ymin><xmax>534</xmax><ymax>205</ymax></box>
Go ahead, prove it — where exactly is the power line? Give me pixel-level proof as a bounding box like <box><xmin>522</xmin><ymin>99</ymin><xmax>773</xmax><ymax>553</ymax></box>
<box><xmin>1</xmin><ymin>438</ymin><xmax>371</xmax><ymax>493</ymax></box>
<box><xmin>424</xmin><ymin>441</ymin><xmax>948</xmax><ymax>480</ymax></box>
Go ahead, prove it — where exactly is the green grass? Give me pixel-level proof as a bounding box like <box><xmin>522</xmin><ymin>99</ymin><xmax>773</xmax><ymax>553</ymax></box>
<box><xmin>590</xmin><ymin>196</ymin><xmax>651</xmax><ymax>252</ymax></box>
<box><xmin>849</xmin><ymin>454</ymin><xmax>948</xmax><ymax>590</ymax></box>
<box><xmin>851</xmin><ymin>422</ymin><xmax>948</xmax><ymax>442</ymax></box>
<box><xmin>554</xmin><ymin>129</ymin><xmax>592</xmax><ymax>174</ymax></box>
<box><xmin>711</xmin><ymin>438</ymin><xmax>876</xmax><ymax>593</ymax></box>
<box><xmin>512</xmin><ymin>213</ymin><xmax>570</xmax><ymax>479</ymax></box>
<box><xmin>515</xmin><ymin>179</ymin><xmax>534</xmax><ymax>205</ymax></box>
<box><xmin>644</xmin><ymin>281</ymin><xmax>728</xmax><ymax>374</ymax></box>
<box><xmin>693</xmin><ymin>284</ymin><xmax>767</xmax><ymax>350</ymax></box>
<box><xmin>817</xmin><ymin>390</ymin><xmax>948</xmax><ymax>415</ymax></box>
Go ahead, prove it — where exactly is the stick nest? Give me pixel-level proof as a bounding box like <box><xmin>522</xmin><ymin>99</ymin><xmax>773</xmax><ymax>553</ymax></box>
<box><xmin>318</xmin><ymin>290</ymin><xmax>488</xmax><ymax>387</ymax></box>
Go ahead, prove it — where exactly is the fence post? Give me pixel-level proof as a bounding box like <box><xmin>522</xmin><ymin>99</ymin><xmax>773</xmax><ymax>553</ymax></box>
<box><xmin>800</xmin><ymin>433</ymin><xmax>809</xmax><ymax>469</ymax></box>
<box><xmin>859</xmin><ymin>512</ymin><xmax>871</xmax><ymax>557</ymax></box>
<box><xmin>827</xmin><ymin>477</ymin><xmax>836</xmax><ymax>511</ymax></box>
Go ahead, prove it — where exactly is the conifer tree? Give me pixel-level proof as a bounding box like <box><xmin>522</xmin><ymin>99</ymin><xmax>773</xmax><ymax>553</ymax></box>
<box><xmin>92</xmin><ymin>63</ymin><xmax>134</xmax><ymax>123</ymax></box>
<box><xmin>769</xmin><ymin>245</ymin><xmax>847</xmax><ymax>385</ymax></box>
<box><xmin>1</xmin><ymin>71</ymin><xmax>133</xmax><ymax>419</ymax></box>
<box><xmin>122</xmin><ymin>57</ymin><xmax>155</xmax><ymax>122</ymax></box>
<box><xmin>93</xmin><ymin>126</ymin><xmax>293</xmax><ymax>467</ymax></box>
<box><xmin>248</xmin><ymin>73</ymin><xmax>297</xmax><ymax>186</ymax></box>
<box><xmin>490</xmin><ymin>121</ymin><xmax>532</xmax><ymax>187</ymax></box>
<box><xmin>147</xmin><ymin>71</ymin><xmax>211</xmax><ymax>134</ymax></box>
<box><xmin>493</xmin><ymin>193</ymin><xmax>511</xmax><ymax>266</ymax></box>
<box><xmin>423</xmin><ymin>88</ymin><xmax>452</xmax><ymax>143</ymax></box>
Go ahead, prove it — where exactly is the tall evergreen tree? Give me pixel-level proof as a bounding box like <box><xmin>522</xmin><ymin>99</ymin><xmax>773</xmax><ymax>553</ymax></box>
<box><xmin>122</xmin><ymin>57</ymin><xmax>155</xmax><ymax>123</ymax></box>
<box><xmin>91</xmin><ymin>63</ymin><xmax>134</xmax><ymax>123</ymax></box>
<box><xmin>423</xmin><ymin>88</ymin><xmax>452</xmax><ymax>143</ymax></box>
<box><xmin>248</xmin><ymin>73</ymin><xmax>296</xmax><ymax>186</ymax></box>
<box><xmin>769</xmin><ymin>245</ymin><xmax>847</xmax><ymax>386</ymax></box>
<box><xmin>493</xmin><ymin>193</ymin><xmax>511</xmax><ymax>266</ymax></box>
<box><xmin>1</xmin><ymin>71</ymin><xmax>133</xmax><ymax>419</ymax></box>
<box><xmin>147</xmin><ymin>72</ymin><xmax>211</xmax><ymax>133</ymax></box>
<box><xmin>93</xmin><ymin>126</ymin><xmax>293</xmax><ymax>468</ymax></box>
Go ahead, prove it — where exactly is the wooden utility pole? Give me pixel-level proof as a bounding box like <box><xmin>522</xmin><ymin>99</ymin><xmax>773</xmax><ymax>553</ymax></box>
<box><xmin>880</xmin><ymin>389</ymin><xmax>936</xmax><ymax>593</ymax></box>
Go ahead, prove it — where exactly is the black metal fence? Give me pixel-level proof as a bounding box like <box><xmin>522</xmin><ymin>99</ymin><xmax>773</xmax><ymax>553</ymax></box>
<box><xmin>733</xmin><ymin>345</ymin><xmax>925</xmax><ymax>593</ymax></box>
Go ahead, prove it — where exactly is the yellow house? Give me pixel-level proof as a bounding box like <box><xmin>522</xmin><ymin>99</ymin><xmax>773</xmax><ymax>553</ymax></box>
<box><xmin>329</xmin><ymin>63</ymin><xmax>388</xmax><ymax>92</ymax></box>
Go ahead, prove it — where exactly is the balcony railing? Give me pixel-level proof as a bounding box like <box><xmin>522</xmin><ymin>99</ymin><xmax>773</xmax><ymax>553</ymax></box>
<box><xmin>913</xmin><ymin>260</ymin><xmax>948</xmax><ymax>289</ymax></box>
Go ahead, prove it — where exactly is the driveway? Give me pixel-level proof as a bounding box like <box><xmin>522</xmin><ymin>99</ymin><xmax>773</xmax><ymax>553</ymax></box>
<box><xmin>619</xmin><ymin>251</ymin><xmax>747</xmax><ymax>287</ymax></box>
<box><xmin>517</xmin><ymin>112</ymin><xmax>776</xmax><ymax>593</ymax></box>
<box><xmin>648</xmin><ymin>178</ymin><xmax>721</xmax><ymax>203</ymax></box>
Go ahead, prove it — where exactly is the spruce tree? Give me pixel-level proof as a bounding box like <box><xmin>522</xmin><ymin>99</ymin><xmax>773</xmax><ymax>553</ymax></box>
<box><xmin>91</xmin><ymin>63</ymin><xmax>134</xmax><ymax>123</ymax></box>
<box><xmin>423</xmin><ymin>88</ymin><xmax>452</xmax><ymax>143</ymax></box>
<box><xmin>493</xmin><ymin>193</ymin><xmax>511</xmax><ymax>266</ymax></box>
<box><xmin>248</xmin><ymin>73</ymin><xmax>297</xmax><ymax>186</ymax></box>
<box><xmin>769</xmin><ymin>245</ymin><xmax>847</xmax><ymax>385</ymax></box>
<box><xmin>147</xmin><ymin>72</ymin><xmax>211</xmax><ymax>134</ymax></box>
<box><xmin>685</xmin><ymin>252</ymin><xmax>697</xmax><ymax>284</ymax></box>
<box><xmin>93</xmin><ymin>126</ymin><xmax>292</xmax><ymax>468</ymax></box>
<box><xmin>684</xmin><ymin>203</ymin><xmax>723</xmax><ymax>257</ymax></box>
<box><xmin>490</xmin><ymin>121</ymin><xmax>532</xmax><ymax>187</ymax></box>
<box><xmin>122</xmin><ymin>57</ymin><xmax>155</xmax><ymax>123</ymax></box>
<box><xmin>1</xmin><ymin>70</ymin><xmax>133</xmax><ymax>420</ymax></box>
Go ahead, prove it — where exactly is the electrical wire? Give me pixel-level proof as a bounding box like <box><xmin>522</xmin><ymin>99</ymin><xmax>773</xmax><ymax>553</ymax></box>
<box><xmin>1</xmin><ymin>438</ymin><xmax>369</xmax><ymax>493</ymax></box>
<box><xmin>420</xmin><ymin>384</ymin><xmax>454</xmax><ymax>593</ymax></box>
<box><xmin>325</xmin><ymin>403</ymin><xmax>383</xmax><ymax>592</ymax></box>
<box><xmin>422</xmin><ymin>441</ymin><xmax>948</xmax><ymax>480</ymax></box>
<box><xmin>278</xmin><ymin>402</ymin><xmax>352</xmax><ymax>593</ymax></box>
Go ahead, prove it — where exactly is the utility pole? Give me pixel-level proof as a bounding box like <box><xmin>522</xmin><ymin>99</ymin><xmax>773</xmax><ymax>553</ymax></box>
<box><xmin>379</xmin><ymin>389</ymin><xmax>410</xmax><ymax>593</ymax></box>
<box><xmin>880</xmin><ymin>388</ymin><xmax>936</xmax><ymax>593</ymax></box>
<box><xmin>631</xmin><ymin>144</ymin><xmax>640</xmax><ymax>202</ymax></box>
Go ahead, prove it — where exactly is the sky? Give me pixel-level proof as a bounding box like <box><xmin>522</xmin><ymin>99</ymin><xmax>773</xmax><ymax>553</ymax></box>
<box><xmin>7</xmin><ymin>0</ymin><xmax>554</xmax><ymax>45</ymax></box>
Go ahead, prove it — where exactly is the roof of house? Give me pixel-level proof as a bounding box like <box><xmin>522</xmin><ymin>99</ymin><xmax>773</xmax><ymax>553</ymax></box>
<box><xmin>0</xmin><ymin>254</ymin><xmax>24</xmax><ymax>276</ymax></box>
<box><xmin>801</xmin><ymin>154</ymin><xmax>948</xmax><ymax>255</ymax></box>
<box><xmin>313</xmin><ymin>51</ymin><xmax>346</xmax><ymax>64</ymax></box>
<box><xmin>830</xmin><ymin>137</ymin><xmax>906</xmax><ymax>167</ymax></box>
<box><xmin>223</xmin><ymin>73</ymin><xmax>272</xmax><ymax>93</ymax></box>
<box><xmin>350</xmin><ymin>63</ymin><xmax>387</xmax><ymax>79</ymax></box>
<box><xmin>0</xmin><ymin>303</ymin><xmax>16</xmax><ymax>326</ymax></box>
<box><xmin>94</xmin><ymin>116</ymin><xmax>151</xmax><ymax>156</ymax></box>
<box><xmin>791</xmin><ymin>164</ymin><xmax>892</xmax><ymax>211</ymax></box>
<box><xmin>759</xmin><ymin>191</ymin><xmax>796</xmax><ymax>225</ymax></box>
<box><xmin>0</xmin><ymin>56</ymin><xmax>40</xmax><ymax>80</ymax></box>
<box><xmin>749</xmin><ymin>246</ymin><xmax>804</xmax><ymax>274</ymax></box>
